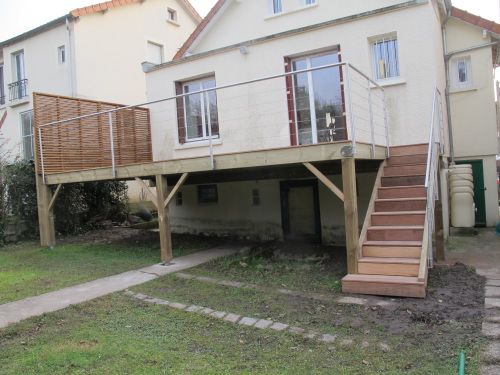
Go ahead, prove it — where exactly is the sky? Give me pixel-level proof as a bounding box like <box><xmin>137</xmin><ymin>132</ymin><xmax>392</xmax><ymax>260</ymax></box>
<box><xmin>0</xmin><ymin>0</ymin><xmax>498</xmax><ymax>42</ymax></box>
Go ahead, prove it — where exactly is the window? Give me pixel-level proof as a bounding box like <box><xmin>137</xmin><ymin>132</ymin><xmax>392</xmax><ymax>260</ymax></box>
<box><xmin>176</xmin><ymin>191</ymin><xmax>183</xmax><ymax>206</ymax></box>
<box><xmin>289</xmin><ymin>51</ymin><xmax>345</xmax><ymax>145</ymax></box>
<box><xmin>167</xmin><ymin>8</ymin><xmax>177</xmax><ymax>22</ymax></box>
<box><xmin>58</xmin><ymin>46</ymin><xmax>66</xmax><ymax>64</ymax></box>
<box><xmin>11</xmin><ymin>51</ymin><xmax>27</xmax><ymax>100</ymax></box>
<box><xmin>302</xmin><ymin>0</ymin><xmax>315</xmax><ymax>5</ymax></box>
<box><xmin>178</xmin><ymin>77</ymin><xmax>219</xmax><ymax>143</ymax></box>
<box><xmin>451</xmin><ymin>56</ymin><xmax>473</xmax><ymax>90</ymax></box>
<box><xmin>252</xmin><ymin>189</ymin><xmax>260</xmax><ymax>205</ymax></box>
<box><xmin>270</xmin><ymin>0</ymin><xmax>282</xmax><ymax>14</ymax></box>
<box><xmin>0</xmin><ymin>64</ymin><xmax>5</xmax><ymax>105</ymax></box>
<box><xmin>147</xmin><ymin>42</ymin><xmax>163</xmax><ymax>64</ymax></box>
<box><xmin>198</xmin><ymin>185</ymin><xmax>218</xmax><ymax>203</ymax></box>
<box><xmin>372</xmin><ymin>35</ymin><xmax>400</xmax><ymax>80</ymax></box>
<box><xmin>20</xmin><ymin>110</ymin><xmax>34</xmax><ymax>159</ymax></box>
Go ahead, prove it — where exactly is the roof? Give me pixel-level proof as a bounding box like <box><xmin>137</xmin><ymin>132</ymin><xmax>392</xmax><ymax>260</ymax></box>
<box><xmin>71</xmin><ymin>0</ymin><xmax>202</xmax><ymax>21</ymax></box>
<box><xmin>0</xmin><ymin>0</ymin><xmax>202</xmax><ymax>48</ymax></box>
<box><xmin>451</xmin><ymin>7</ymin><xmax>500</xmax><ymax>35</ymax></box>
<box><xmin>173</xmin><ymin>0</ymin><xmax>227</xmax><ymax>59</ymax></box>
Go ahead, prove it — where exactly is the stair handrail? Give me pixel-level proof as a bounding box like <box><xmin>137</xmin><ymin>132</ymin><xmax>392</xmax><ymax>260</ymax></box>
<box><xmin>419</xmin><ymin>87</ymin><xmax>444</xmax><ymax>282</ymax></box>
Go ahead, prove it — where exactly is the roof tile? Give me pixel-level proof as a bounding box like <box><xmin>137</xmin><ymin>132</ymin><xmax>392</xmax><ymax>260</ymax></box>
<box><xmin>451</xmin><ymin>7</ymin><xmax>500</xmax><ymax>35</ymax></box>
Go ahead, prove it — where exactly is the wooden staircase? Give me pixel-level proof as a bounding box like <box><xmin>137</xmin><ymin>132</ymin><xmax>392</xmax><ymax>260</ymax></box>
<box><xmin>342</xmin><ymin>144</ymin><xmax>429</xmax><ymax>298</ymax></box>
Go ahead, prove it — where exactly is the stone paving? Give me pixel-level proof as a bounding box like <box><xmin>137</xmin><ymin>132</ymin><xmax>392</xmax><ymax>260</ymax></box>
<box><xmin>479</xmin><ymin>267</ymin><xmax>500</xmax><ymax>375</ymax></box>
<box><xmin>174</xmin><ymin>272</ymin><xmax>393</xmax><ymax>308</ymax></box>
<box><xmin>124</xmin><ymin>289</ymin><xmax>392</xmax><ymax>349</ymax></box>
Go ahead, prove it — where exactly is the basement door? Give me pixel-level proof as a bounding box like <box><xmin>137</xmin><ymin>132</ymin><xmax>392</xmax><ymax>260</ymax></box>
<box><xmin>456</xmin><ymin>160</ymin><xmax>486</xmax><ymax>227</ymax></box>
<box><xmin>280</xmin><ymin>180</ymin><xmax>321</xmax><ymax>241</ymax></box>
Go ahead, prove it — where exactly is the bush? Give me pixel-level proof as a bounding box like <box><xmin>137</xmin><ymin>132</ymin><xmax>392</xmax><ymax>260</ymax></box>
<box><xmin>0</xmin><ymin>138</ymin><xmax>129</xmax><ymax>242</ymax></box>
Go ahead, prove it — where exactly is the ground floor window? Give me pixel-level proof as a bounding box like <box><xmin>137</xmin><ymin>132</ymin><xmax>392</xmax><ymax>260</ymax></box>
<box><xmin>20</xmin><ymin>110</ymin><xmax>34</xmax><ymax>159</ymax></box>
<box><xmin>198</xmin><ymin>184</ymin><xmax>218</xmax><ymax>204</ymax></box>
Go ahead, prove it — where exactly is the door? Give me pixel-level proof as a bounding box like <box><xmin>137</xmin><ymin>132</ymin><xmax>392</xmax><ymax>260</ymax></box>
<box><xmin>280</xmin><ymin>180</ymin><xmax>321</xmax><ymax>241</ymax></box>
<box><xmin>456</xmin><ymin>160</ymin><xmax>486</xmax><ymax>227</ymax></box>
<box><xmin>291</xmin><ymin>52</ymin><xmax>345</xmax><ymax>145</ymax></box>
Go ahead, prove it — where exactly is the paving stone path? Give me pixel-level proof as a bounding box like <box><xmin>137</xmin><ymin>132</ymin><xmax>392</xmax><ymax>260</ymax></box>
<box><xmin>477</xmin><ymin>268</ymin><xmax>500</xmax><ymax>375</ymax></box>
<box><xmin>124</xmin><ymin>288</ymin><xmax>393</xmax><ymax>350</ymax></box>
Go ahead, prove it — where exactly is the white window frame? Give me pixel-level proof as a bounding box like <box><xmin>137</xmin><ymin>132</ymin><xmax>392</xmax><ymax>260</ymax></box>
<box><xmin>371</xmin><ymin>34</ymin><xmax>400</xmax><ymax>80</ymax></box>
<box><xmin>58</xmin><ymin>46</ymin><xmax>66</xmax><ymax>64</ymax></box>
<box><xmin>147</xmin><ymin>41</ymin><xmax>163</xmax><ymax>64</ymax></box>
<box><xmin>182</xmin><ymin>77</ymin><xmax>219</xmax><ymax>143</ymax></box>
<box><xmin>451</xmin><ymin>56</ymin><xmax>473</xmax><ymax>90</ymax></box>
<box><xmin>13</xmin><ymin>51</ymin><xmax>26</xmax><ymax>82</ymax></box>
<box><xmin>269</xmin><ymin>0</ymin><xmax>282</xmax><ymax>14</ymax></box>
<box><xmin>20</xmin><ymin>110</ymin><xmax>34</xmax><ymax>160</ymax></box>
<box><xmin>0</xmin><ymin>64</ymin><xmax>5</xmax><ymax>106</ymax></box>
<box><xmin>167</xmin><ymin>7</ymin><xmax>178</xmax><ymax>23</ymax></box>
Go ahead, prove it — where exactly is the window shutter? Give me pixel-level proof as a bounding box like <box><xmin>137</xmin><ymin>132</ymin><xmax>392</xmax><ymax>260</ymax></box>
<box><xmin>284</xmin><ymin>57</ymin><xmax>297</xmax><ymax>146</ymax></box>
<box><xmin>176</xmin><ymin>82</ymin><xmax>186</xmax><ymax>144</ymax></box>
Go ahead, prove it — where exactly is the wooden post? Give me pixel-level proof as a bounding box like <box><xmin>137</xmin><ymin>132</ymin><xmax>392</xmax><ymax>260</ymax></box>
<box><xmin>155</xmin><ymin>174</ymin><xmax>172</xmax><ymax>264</ymax></box>
<box><xmin>36</xmin><ymin>175</ymin><xmax>56</xmax><ymax>247</ymax></box>
<box><xmin>342</xmin><ymin>158</ymin><xmax>359</xmax><ymax>274</ymax></box>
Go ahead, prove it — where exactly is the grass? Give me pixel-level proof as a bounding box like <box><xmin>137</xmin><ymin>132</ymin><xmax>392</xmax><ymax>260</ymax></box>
<box><xmin>0</xmin><ymin>292</ymin><xmax>483</xmax><ymax>374</ymax></box>
<box><xmin>0</xmin><ymin>236</ymin><xmax>486</xmax><ymax>374</ymax></box>
<box><xmin>0</xmin><ymin>232</ymin><xmax>223</xmax><ymax>304</ymax></box>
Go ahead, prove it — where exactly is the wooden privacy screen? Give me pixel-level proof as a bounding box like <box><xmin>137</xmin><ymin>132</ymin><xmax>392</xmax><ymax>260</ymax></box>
<box><xmin>34</xmin><ymin>93</ymin><xmax>153</xmax><ymax>174</ymax></box>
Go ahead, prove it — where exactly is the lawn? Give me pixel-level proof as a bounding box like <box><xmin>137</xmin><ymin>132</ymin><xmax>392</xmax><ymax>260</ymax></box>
<box><xmin>0</xmin><ymin>230</ymin><xmax>224</xmax><ymax>304</ymax></box>
<box><xmin>0</xmin><ymin>232</ymin><xmax>486</xmax><ymax>374</ymax></box>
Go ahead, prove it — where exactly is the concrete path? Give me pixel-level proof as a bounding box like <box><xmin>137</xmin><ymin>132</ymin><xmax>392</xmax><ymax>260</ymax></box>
<box><xmin>0</xmin><ymin>245</ymin><xmax>239</xmax><ymax>328</ymax></box>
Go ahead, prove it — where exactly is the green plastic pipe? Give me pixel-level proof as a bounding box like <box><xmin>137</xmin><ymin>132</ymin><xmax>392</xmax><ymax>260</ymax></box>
<box><xmin>459</xmin><ymin>351</ymin><xmax>465</xmax><ymax>375</ymax></box>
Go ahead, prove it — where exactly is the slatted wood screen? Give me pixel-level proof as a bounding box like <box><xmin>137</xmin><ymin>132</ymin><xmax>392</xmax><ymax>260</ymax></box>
<box><xmin>34</xmin><ymin>92</ymin><xmax>153</xmax><ymax>174</ymax></box>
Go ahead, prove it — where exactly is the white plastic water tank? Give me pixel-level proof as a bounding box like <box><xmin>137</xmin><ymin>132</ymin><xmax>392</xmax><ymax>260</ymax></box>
<box><xmin>449</xmin><ymin>164</ymin><xmax>475</xmax><ymax>228</ymax></box>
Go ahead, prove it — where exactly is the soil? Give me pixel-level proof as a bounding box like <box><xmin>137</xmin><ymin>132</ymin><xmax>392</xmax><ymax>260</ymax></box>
<box><xmin>59</xmin><ymin>227</ymin><xmax>486</xmax><ymax>337</ymax></box>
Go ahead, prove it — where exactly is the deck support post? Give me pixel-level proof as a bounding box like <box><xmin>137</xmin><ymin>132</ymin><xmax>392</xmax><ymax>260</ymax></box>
<box><xmin>36</xmin><ymin>175</ymin><xmax>57</xmax><ymax>247</ymax></box>
<box><xmin>342</xmin><ymin>158</ymin><xmax>359</xmax><ymax>274</ymax></box>
<box><xmin>155</xmin><ymin>174</ymin><xmax>172</xmax><ymax>264</ymax></box>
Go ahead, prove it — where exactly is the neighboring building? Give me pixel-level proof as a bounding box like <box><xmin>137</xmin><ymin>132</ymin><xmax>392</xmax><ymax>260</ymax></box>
<box><xmin>0</xmin><ymin>0</ymin><xmax>201</xmax><ymax>161</ymax></box>
<box><xmin>444</xmin><ymin>7</ymin><xmax>500</xmax><ymax>227</ymax></box>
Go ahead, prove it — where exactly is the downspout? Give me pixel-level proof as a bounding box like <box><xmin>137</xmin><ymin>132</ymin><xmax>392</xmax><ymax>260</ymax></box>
<box><xmin>65</xmin><ymin>18</ymin><xmax>74</xmax><ymax>97</ymax></box>
<box><xmin>442</xmin><ymin>0</ymin><xmax>454</xmax><ymax>163</ymax></box>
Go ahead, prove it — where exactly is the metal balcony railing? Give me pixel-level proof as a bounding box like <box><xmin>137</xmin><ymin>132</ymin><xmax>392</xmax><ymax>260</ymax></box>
<box><xmin>9</xmin><ymin>79</ymin><xmax>28</xmax><ymax>101</ymax></box>
<box><xmin>0</xmin><ymin>95</ymin><xmax>5</xmax><ymax>106</ymax></box>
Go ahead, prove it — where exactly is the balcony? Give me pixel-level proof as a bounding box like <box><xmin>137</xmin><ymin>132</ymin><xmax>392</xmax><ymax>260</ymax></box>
<box><xmin>8</xmin><ymin>79</ymin><xmax>29</xmax><ymax>106</ymax></box>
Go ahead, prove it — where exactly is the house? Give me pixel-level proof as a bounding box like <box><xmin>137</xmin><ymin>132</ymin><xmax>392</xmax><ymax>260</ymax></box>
<box><xmin>30</xmin><ymin>0</ymin><xmax>499</xmax><ymax>298</ymax></box>
<box><xmin>0</xmin><ymin>0</ymin><xmax>201</xmax><ymax>161</ymax></box>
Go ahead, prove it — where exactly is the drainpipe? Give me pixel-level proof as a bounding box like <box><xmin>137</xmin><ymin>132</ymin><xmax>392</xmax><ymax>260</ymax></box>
<box><xmin>65</xmin><ymin>18</ymin><xmax>74</xmax><ymax>97</ymax></box>
<box><xmin>442</xmin><ymin>0</ymin><xmax>454</xmax><ymax>163</ymax></box>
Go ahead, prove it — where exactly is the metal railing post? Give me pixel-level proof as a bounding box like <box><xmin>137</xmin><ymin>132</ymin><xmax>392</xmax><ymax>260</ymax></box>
<box><xmin>344</xmin><ymin>63</ymin><xmax>356</xmax><ymax>155</ymax></box>
<box><xmin>367</xmin><ymin>78</ymin><xmax>375</xmax><ymax>158</ymax></box>
<box><xmin>108</xmin><ymin>112</ymin><xmax>116</xmax><ymax>178</ymax></box>
<box><xmin>38</xmin><ymin>127</ymin><xmax>46</xmax><ymax>184</ymax></box>
<box><xmin>204</xmin><ymin>91</ymin><xmax>215</xmax><ymax>169</ymax></box>
<box><xmin>382</xmin><ymin>90</ymin><xmax>390</xmax><ymax>158</ymax></box>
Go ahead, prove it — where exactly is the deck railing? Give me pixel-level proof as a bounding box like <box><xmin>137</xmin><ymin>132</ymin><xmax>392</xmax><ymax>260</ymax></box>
<box><xmin>36</xmin><ymin>62</ymin><xmax>389</xmax><ymax>182</ymax></box>
<box><xmin>419</xmin><ymin>87</ymin><xmax>445</xmax><ymax>281</ymax></box>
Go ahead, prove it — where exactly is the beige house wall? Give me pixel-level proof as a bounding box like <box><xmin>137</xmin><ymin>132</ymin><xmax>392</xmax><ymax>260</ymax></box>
<box><xmin>147</xmin><ymin>1</ymin><xmax>446</xmax><ymax>163</ymax></box>
<box><xmin>445</xmin><ymin>17</ymin><xmax>500</xmax><ymax>226</ymax></box>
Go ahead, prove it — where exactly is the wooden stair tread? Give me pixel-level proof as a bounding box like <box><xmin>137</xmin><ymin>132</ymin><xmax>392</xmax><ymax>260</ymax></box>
<box><xmin>359</xmin><ymin>257</ymin><xmax>420</xmax><ymax>264</ymax></box>
<box><xmin>376</xmin><ymin>197</ymin><xmax>426</xmax><ymax>202</ymax></box>
<box><xmin>343</xmin><ymin>274</ymin><xmax>424</xmax><ymax>285</ymax></box>
<box><xmin>364</xmin><ymin>240</ymin><xmax>422</xmax><ymax>247</ymax></box>
<box><xmin>368</xmin><ymin>225</ymin><xmax>424</xmax><ymax>230</ymax></box>
<box><xmin>372</xmin><ymin>211</ymin><xmax>426</xmax><ymax>216</ymax></box>
<box><xmin>382</xmin><ymin>173</ymin><xmax>425</xmax><ymax>177</ymax></box>
<box><xmin>378</xmin><ymin>185</ymin><xmax>425</xmax><ymax>189</ymax></box>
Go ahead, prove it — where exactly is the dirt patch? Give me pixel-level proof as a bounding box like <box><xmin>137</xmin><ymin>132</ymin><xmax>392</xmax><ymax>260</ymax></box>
<box><xmin>60</xmin><ymin>228</ymin><xmax>485</xmax><ymax>338</ymax></box>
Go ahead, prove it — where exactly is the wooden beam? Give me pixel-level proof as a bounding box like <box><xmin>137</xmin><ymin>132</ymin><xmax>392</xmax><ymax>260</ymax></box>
<box><xmin>435</xmin><ymin>165</ymin><xmax>445</xmax><ymax>261</ymax></box>
<box><xmin>303</xmin><ymin>162</ymin><xmax>344</xmax><ymax>202</ymax></box>
<box><xmin>36</xmin><ymin>175</ymin><xmax>56</xmax><ymax>247</ymax></box>
<box><xmin>44</xmin><ymin>142</ymin><xmax>387</xmax><ymax>185</ymax></box>
<box><xmin>134</xmin><ymin>177</ymin><xmax>158</xmax><ymax>209</ymax></box>
<box><xmin>155</xmin><ymin>174</ymin><xmax>172</xmax><ymax>263</ymax></box>
<box><xmin>342</xmin><ymin>158</ymin><xmax>359</xmax><ymax>274</ymax></box>
<box><xmin>47</xmin><ymin>184</ymin><xmax>63</xmax><ymax>212</ymax></box>
<box><xmin>163</xmin><ymin>173</ymin><xmax>189</xmax><ymax>208</ymax></box>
